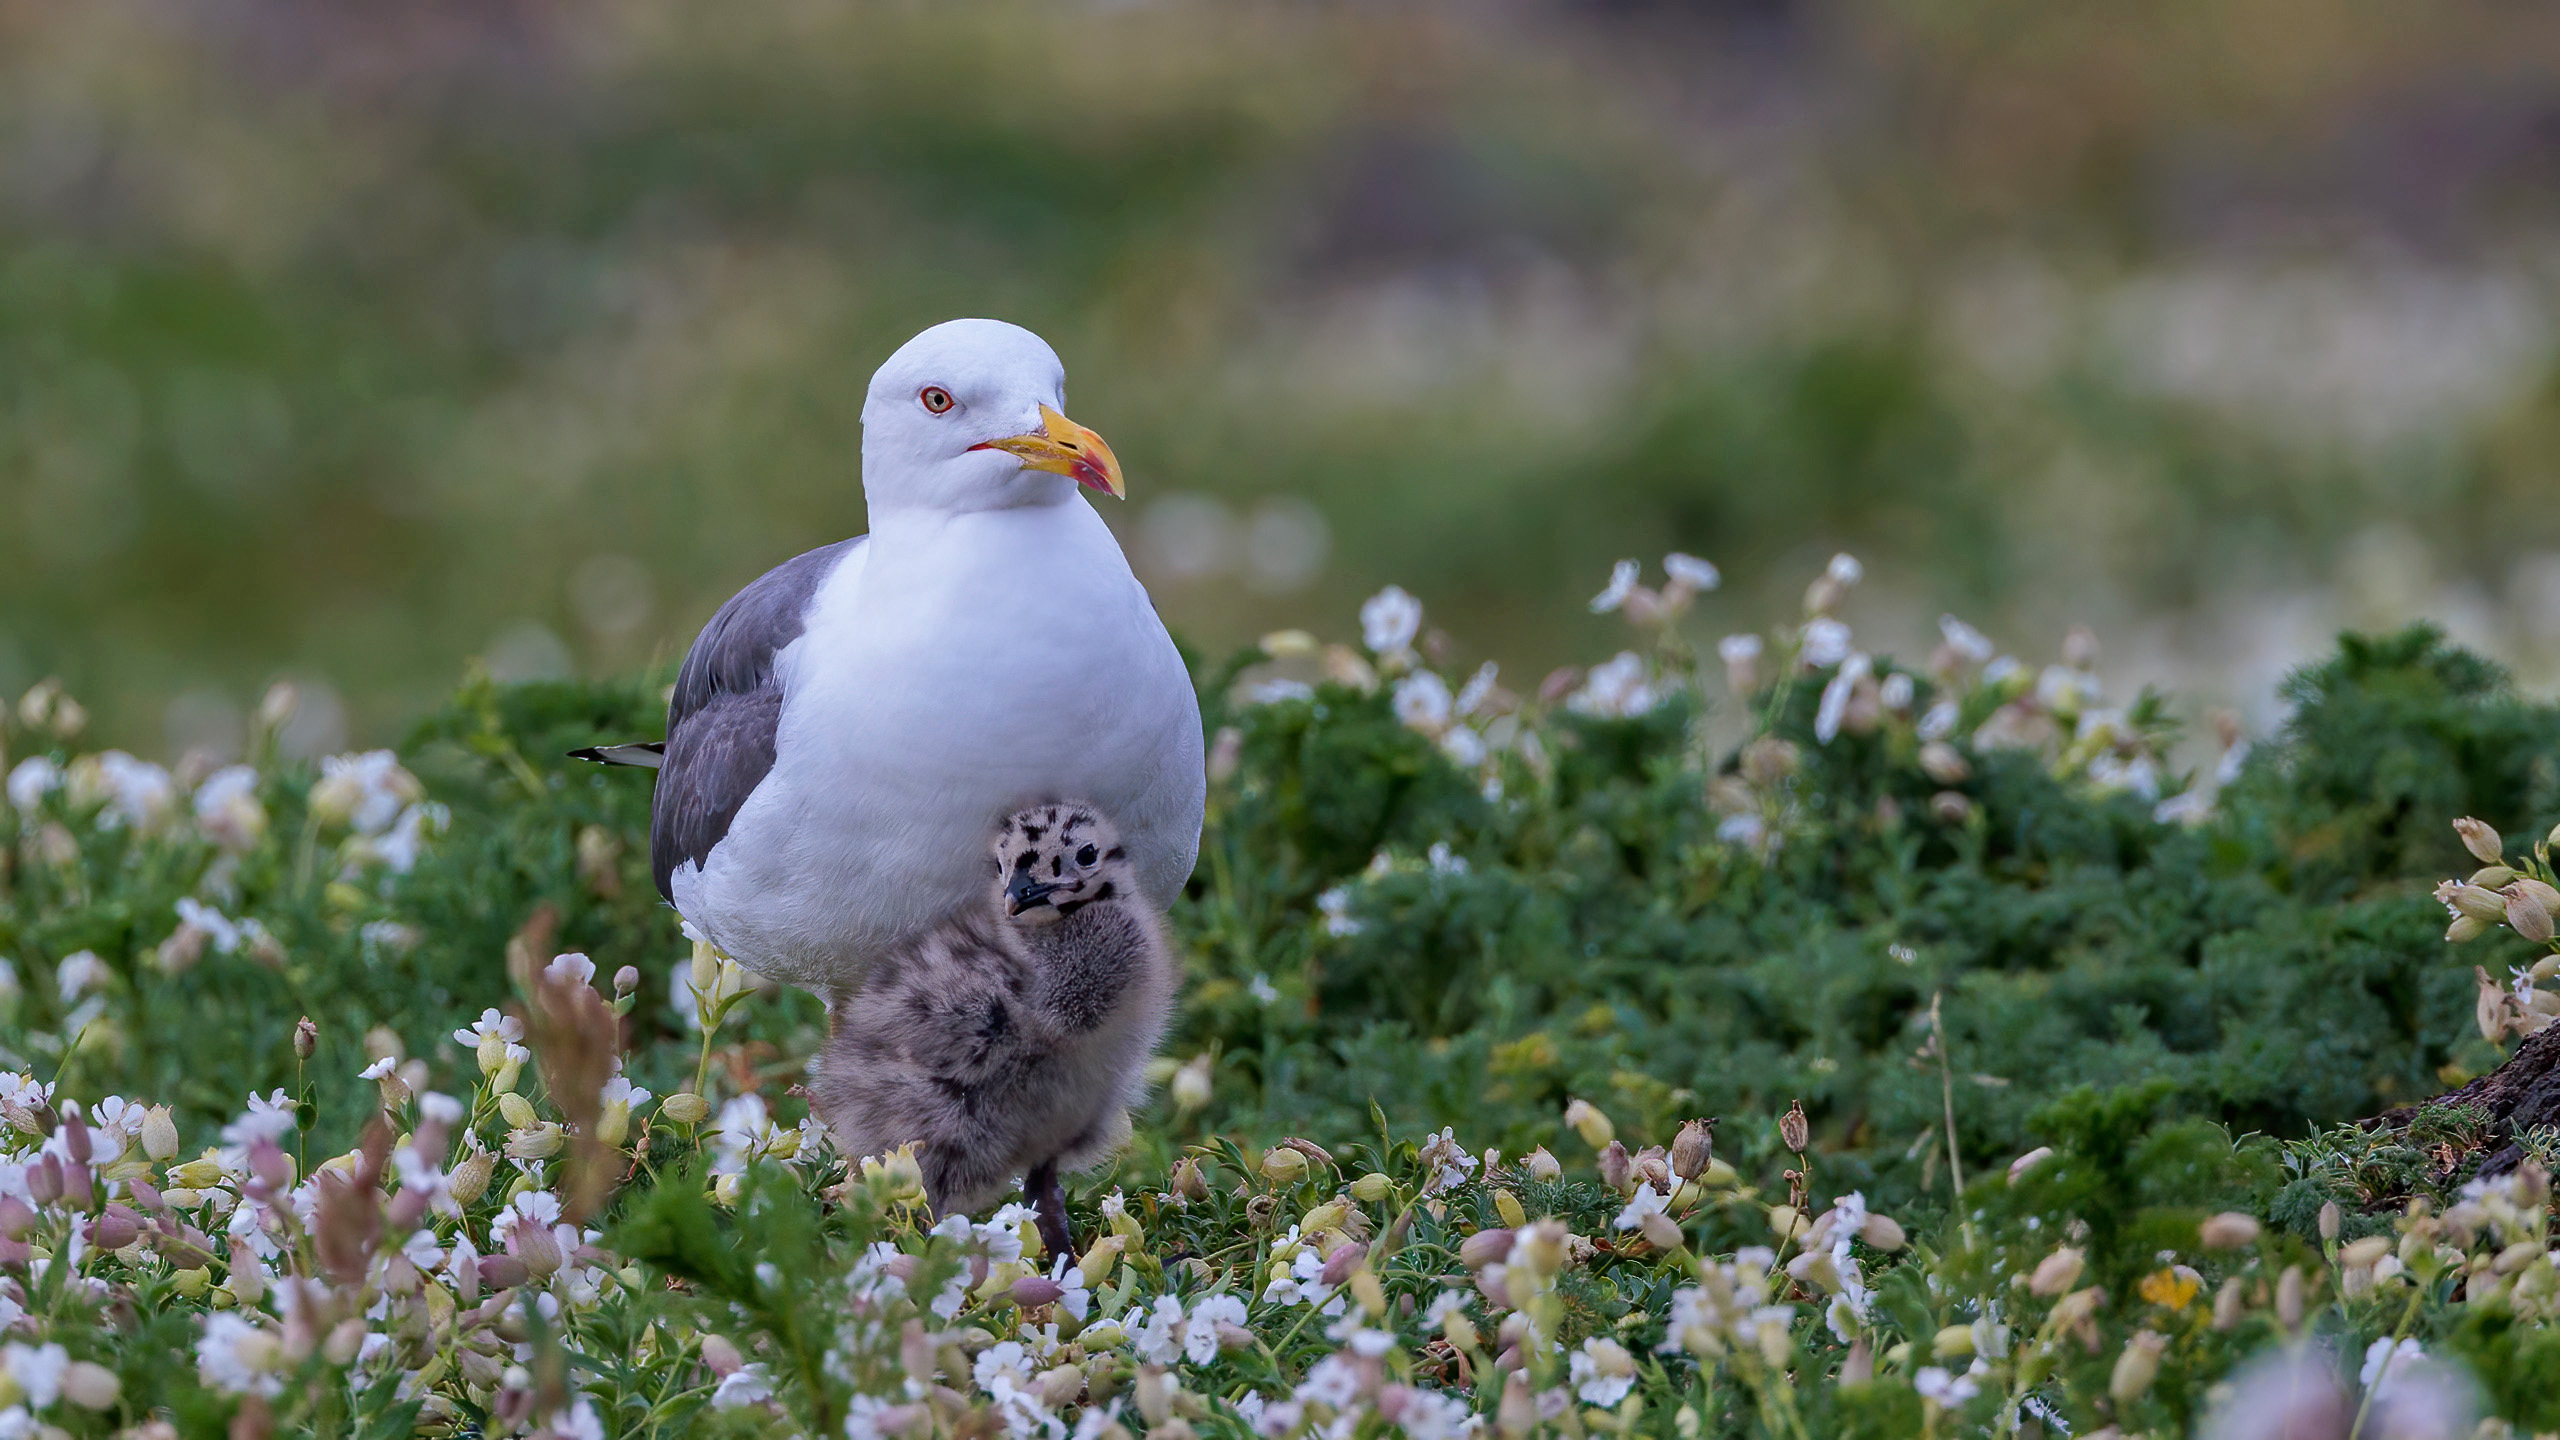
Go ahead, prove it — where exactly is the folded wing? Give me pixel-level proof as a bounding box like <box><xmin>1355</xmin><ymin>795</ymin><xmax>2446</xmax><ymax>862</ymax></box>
<box><xmin>649</xmin><ymin>536</ymin><xmax>865</xmax><ymax>902</ymax></box>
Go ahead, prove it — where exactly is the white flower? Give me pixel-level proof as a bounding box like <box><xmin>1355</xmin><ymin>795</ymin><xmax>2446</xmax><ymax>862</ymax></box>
<box><xmin>4</xmin><ymin>759</ymin><xmax>61</xmax><ymax>814</ymax></box>
<box><xmin>1589</xmin><ymin>559</ymin><xmax>1642</xmax><ymax>614</ymax></box>
<box><xmin>1047</xmin><ymin>1255</ymin><xmax>1093</xmax><ymax>1321</ymax></box>
<box><xmin>1393</xmin><ymin>1387</ymin><xmax>1476</xmax><ymax>1440</ymax></box>
<box><xmin>53</xmin><ymin>951</ymin><xmax>108</xmax><ymax>1005</ymax></box>
<box><xmin>1826</xmin><ymin>552</ymin><xmax>1863</xmax><ymax>585</ymax></box>
<box><xmin>846</xmin><ymin>1395</ymin><xmax>906</xmax><ymax>1440</ymax></box>
<box><xmin>1717</xmin><ymin>633</ymin><xmax>1763</xmax><ymax>664</ymax></box>
<box><xmin>544</xmin><ymin>953</ymin><xmax>597</xmax><ymax>988</ymax></box>
<box><xmin>453</xmin><ymin>1009</ymin><xmax>524</xmax><ymax>1048</ymax></box>
<box><xmin>1247</xmin><ymin>974</ymin><xmax>1280</xmax><ymax>1006</ymax></box>
<box><xmin>2361</xmin><ymin>1337</ymin><xmax>2425</xmax><ymax>1393</ymax></box>
<box><xmin>1186</xmin><ymin>1293</ymin><xmax>1248</xmax><ymax>1365</ymax></box>
<box><xmin>1664</xmin><ymin>552</ymin><xmax>1721</xmax><ymax>590</ymax></box>
<box><xmin>193</xmin><ymin>766</ymin><xmax>267</xmax><ymax>849</ymax></box>
<box><xmin>1392</xmin><ymin>672</ymin><xmax>1453</xmax><ymax>734</ymax></box>
<box><xmin>1879</xmin><ymin>673</ymin><xmax>1914</xmax><ymax>712</ymax></box>
<box><xmin>220</xmin><ymin>1091</ymin><xmax>297</xmax><ymax>1149</ymax></box>
<box><xmin>1568</xmin><ymin>653</ymin><xmax>1657</xmax><ymax>719</ymax></box>
<box><xmin>1261</xmin><ymin>1245</ymin><xmax>1345</xmax><ymax>1314</ymax></box>
<box><xmin>1360</xmin><ymin>586</ymin><xmax>1422</xmax><ymax>656</ymax></box>
<box><xmin>1315</xmin><ymin>887</ymin><xmax>1362</xmax><ymax>938</ymax></box>
<box><xmin>171</xmin><ymin>898</ymin><xmax>235</xmax><ymax>949</ymax></box>
<box><xmin>1426</xmin><ymin>842</ymin><xmax>1468</xmax><ymax>876</ymax></box>
<box><xmin>708</xmin><ymin>1095</ymin><xmax>785</xmax><ymax>1175</ymax></box>
<box><xmin>1325</xmin><ymin>1311</ymin><xmax>1397</xmax><ymax>1357</ymax></box>
<box><xmin>1613</xmin><ymin>1183</ymin><xmax>1669</xmax><ymax>1231</ymax></box>
<box><xmin>1826</xmin><ymin>1293</ymin><xmax>1862</xmax><ymax>1343</ymax></box>
<box><xmin>1454</xmin><ymin>662</ymin><xmax>1500</xmax><ymax>716</ymax></box>
<box><xmin>1569</xmin><ymin>1338</ymin><xmax>1636</xmax><ymax>1407</ymax></box>
<box><xmin>1814</xmin><ymin>653</ymin><xmax>1871</xmax><ymax>744</ymax></box>
<box><xmin>712</xmin><ymin>1364</ymin><xmax>775</xmax><ymax>1409</ymax></box>
<box><xmin>538</xmin><ymin>1399</ymin><xmax>606</xmax><ymax>1440</ymax></box>
<box><xmin>1295</xmin><ymin>1355</ymin><xmax>1362</xmax><ymax>1409</ymax></box>
<box><xmin>1439</xmin><ymin>725</ymin><xmax>1487</xmax><ymax>768</ymax></box>
<box><xmin>311</xmin><ymin>751</ymin><xmax>422</xmax><ymax>835</ymax></box>
<box><xmin>1131</xmin><ymin>1295</ymin><xmax>1185</xmax><ymax>1364</ymax></box>
<box><xmin>1416</xmin><ymin>1127</ymin><xmax>1478</xmax><ymax>1191</ymax></box>
<box><xmin>1800</xmin><ymin>618</ymin><xmax>1854</xmax><ymax>668</ymax></box>
<box><xmin>197</xmin><ymin>1314</ymin><xmax>284</xmax><ymax>1396</ymax></box>
<box><xmin>1</xmin><ymin>1344</ymin><xmax>65</xmax><ymax>1408</ymax></box>
<box><xmin>1938</xmin><ymin>615</ymin><xmax>1995</xmax><ymax>663</ymax></box>
<box><xmin>360</xmin><ymin>802</ymin><xmax>443</xmax><ymax>874</ymax></box>
<box><xmin>1250</xmin><ymin>1398</ymin><xmax>1304</xmax><ymax>1438</ymax></box>
<box><xmin>96</xmin><ymin>752</ymin><xmax>177</xmax><ymax>828</ymax></box>
<box><xmin>1410</xmin><ymin>1290</ymin><xmax>1468</xmax><ymax>1327</ymax></box>
<box><xmin>1915</xmin><ymin>1366</ymin><xmax>1978</xmax><ymax>1406</ymax></box>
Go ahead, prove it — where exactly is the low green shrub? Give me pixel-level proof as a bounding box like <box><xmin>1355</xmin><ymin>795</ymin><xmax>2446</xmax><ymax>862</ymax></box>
<box><xmin>4</xmin><ymin>554</ymin><xmax>2560</xmax><ymax>1436</ymax></box>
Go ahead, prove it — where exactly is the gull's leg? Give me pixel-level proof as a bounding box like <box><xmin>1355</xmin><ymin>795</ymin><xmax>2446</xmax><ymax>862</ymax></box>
<box><xmin>1028</xmin><ymin>1160</ymin><xmax>1074</xmax><ymax>1261</ymax></box>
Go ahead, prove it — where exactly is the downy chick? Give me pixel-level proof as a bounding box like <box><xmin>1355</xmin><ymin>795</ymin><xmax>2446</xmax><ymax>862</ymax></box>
<box><xmin>809</xmin><ymin>801</ymin><xmax>1175</xmax><ymax>1254</ymax></box>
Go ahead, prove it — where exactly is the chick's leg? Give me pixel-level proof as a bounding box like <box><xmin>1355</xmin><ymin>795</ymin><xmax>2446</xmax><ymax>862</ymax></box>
<box><xmin>1027</xmin><ymin>1160</ymin><xmax>1073</xmax><ymax>1261</ymax></box>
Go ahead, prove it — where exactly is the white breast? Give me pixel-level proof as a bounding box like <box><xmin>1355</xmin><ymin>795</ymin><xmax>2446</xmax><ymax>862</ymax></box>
<box><xmin>675</xmin><ymin>501</ymin><xmax>1204</xmax><ymax>993</ymax></box>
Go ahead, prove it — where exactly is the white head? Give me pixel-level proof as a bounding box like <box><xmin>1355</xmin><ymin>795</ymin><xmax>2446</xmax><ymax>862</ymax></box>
<box><xmin>859</xmin><ymin>318</ymin><xmax>1126</xmax><ymax>517</ymax></box>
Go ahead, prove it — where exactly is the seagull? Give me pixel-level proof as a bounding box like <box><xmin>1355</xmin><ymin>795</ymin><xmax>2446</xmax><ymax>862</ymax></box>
<box><xmin>575</xmin><ymin>319</ymin><xmax>1204</xmax><ymax>1001</ymax></box>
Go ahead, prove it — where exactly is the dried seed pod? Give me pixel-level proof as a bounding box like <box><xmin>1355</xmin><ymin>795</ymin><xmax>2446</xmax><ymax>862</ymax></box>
<box><xmin>1779</xmin><ymin>1101</ymin><xmax>1810</xmax><ymax>1155</ymax></box>
<box><xmin>1669</xmin><ymin>1119</ymin><xmax>1716</xmax><ymax>1181</ymax></box>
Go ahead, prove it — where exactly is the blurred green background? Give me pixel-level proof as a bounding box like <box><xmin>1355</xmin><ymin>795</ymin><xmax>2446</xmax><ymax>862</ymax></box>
<box><xmin>6</xmin><ymin>0</ymin><xmax>2560</xmax><ymax>756</ymax></box>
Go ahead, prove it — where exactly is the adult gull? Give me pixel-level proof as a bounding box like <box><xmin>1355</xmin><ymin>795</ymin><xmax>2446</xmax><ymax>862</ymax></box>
<box><xmin>578</xmin><ymin>319</ymin><xmax>1204</xmax><ymax>1002</ymax></box>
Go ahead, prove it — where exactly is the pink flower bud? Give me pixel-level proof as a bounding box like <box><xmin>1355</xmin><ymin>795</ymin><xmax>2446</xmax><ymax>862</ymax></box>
<box><xmin>1319</xmin><ymin>1243</ymin><xmax>1368</xmax><ymax>1287</ymax></box>
<box><xmin>700</xmin><ymin>1334</ymin><xmax>744</xmax><ymax>1378</ymax></box>
<box><xmin>1010</xmin><ymin>1276</ymin><xmax>1067</xmax><ymax>1308</ymax></box>
<box><xmin>61</xmin><ymin>1113</ymin><xmax>91</xmax><ymax>1165</ymax></box>
<box><xmin>1459</xmin><ymin>1229</ymin><xmax>1516</xmax><ymax>1271</ymax></box>
<box><xmin>1596</xmin><ymin>1142</ymin><xmax>1633</xmax><ymax>1193</ymax></box>
<box><xmin>127</xmin><ymin>1177</ymin><xmax>166</xmax><ymax>1211</ymax></box>
<box><xmin>90</xmin><ymin>1204</ymin><xmax>141</xmax><ymax>1250</ymax></box>
<box><xmin>0</xmin><ymin>1198</ymin><xmax>34</xmax><ymax>1238</ymax></box>
<box><xmin>387</xmin><ymin>1189</ymin><xmax>428</xmax><ymax>1234</ymax></box>
<box><xmin>27</xmin><ymin>1157</ymin><xmax>60</xmax><ymax>1207</ymax></box>
<box><xmin>62</xmin><ymin>1159</ymin><xmax>94</xmax><ymax>1211</ymax></box>
<box><xmin>478</xmin><ymin>1254</ymin><xmax>531</xmax><ymax>1290</ymax></box>
<box><xmin>249</xmin><ymin>1138</ymin><xmax>293</xmax><ymax>1193</ymax></box>
<box><xmin>509</xmin><ymin>1223</ymin><xmax>565</xmax><ymax>1278</ymax></box>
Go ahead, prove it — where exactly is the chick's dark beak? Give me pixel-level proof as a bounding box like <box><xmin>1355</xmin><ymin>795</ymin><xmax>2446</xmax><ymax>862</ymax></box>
<box><xmin>1005</xmin><ymin>870</ymin><xmax>1059</xmax><ymax>916</ymax></box>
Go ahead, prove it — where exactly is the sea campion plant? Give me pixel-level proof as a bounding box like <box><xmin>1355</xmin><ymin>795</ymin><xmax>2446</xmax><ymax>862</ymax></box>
<box><xmin>7</xmin><ymin>556</ymin><xmax>2560</xmax><ymax>1433</ymax></box>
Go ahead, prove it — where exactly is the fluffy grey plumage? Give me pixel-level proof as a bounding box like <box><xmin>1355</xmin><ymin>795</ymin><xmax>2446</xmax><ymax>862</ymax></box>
<box><xmin>809</xmin><ymin>802</ymin><xmax>1175</xmax><ymax>1247</ymax></box>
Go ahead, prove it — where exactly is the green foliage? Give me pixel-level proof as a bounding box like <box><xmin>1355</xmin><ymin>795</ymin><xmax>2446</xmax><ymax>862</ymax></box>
<box><xmin>1176</xmin><ymin>625</ymin><xmax>2554</xmax><ymax>1210</ymax></box>
<box><xmin>11</xmin><ymin>620</ymin><xmax>2560</xmax><ymax>1434</ymax></box>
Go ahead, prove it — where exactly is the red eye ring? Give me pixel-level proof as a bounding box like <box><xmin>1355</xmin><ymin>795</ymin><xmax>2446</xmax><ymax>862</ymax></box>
<box><xmin>919</xmin><ymin>386</ymin><xmax>955</xmax><ymax>415</ymax></box>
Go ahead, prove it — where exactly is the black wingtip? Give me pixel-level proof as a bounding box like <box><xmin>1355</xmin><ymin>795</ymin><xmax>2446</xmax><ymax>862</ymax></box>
<box><xmin>569</xmin><ymin>742</ymin><xmax>666</xmax><ymax>769</ymax></box>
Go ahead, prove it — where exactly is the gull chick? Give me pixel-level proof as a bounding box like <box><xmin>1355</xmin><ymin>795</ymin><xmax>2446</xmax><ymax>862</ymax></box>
<box><xmin>810</xmin><ymin>802</ymin><xmax>1175</xmax><ymax>1254</ymax></box>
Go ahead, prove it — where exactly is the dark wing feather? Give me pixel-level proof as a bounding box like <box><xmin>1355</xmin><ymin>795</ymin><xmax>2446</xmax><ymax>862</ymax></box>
<box><xmin>650</xmin><ymin>536</ymin><xmax>864</xmax><ymax>901</ymax></box>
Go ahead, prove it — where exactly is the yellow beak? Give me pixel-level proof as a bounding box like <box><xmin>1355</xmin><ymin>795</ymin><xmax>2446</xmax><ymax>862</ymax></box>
<box><xmin>971</xmin><ymin>403</ymin><xmax>1127</xmax><ymax>500</ymax></box>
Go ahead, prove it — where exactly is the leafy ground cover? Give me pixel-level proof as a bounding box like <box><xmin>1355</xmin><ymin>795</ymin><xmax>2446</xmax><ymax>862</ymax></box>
<box><xmin>5</xmin><ymin>556</ymin><xmax>2560</xmax><ymax>1435</ymax></box>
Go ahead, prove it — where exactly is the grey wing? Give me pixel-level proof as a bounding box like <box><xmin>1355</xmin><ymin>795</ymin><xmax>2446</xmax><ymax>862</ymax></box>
<box><xmin>650</xmin><ymin>536</ymin><xmax>864</xmax><ymax>901</ymax></box>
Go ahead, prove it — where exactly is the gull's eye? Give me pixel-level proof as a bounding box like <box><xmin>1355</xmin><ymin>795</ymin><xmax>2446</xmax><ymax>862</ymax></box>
<box><xmin>1075</xmin><ymin>843</ymin><xmax>1099</xmax><ymax>868</ymax></box>
<box><xmin>919</xmin><ymin>386</ymin><xmax>955</xmax><ymax>415</ymax></box>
